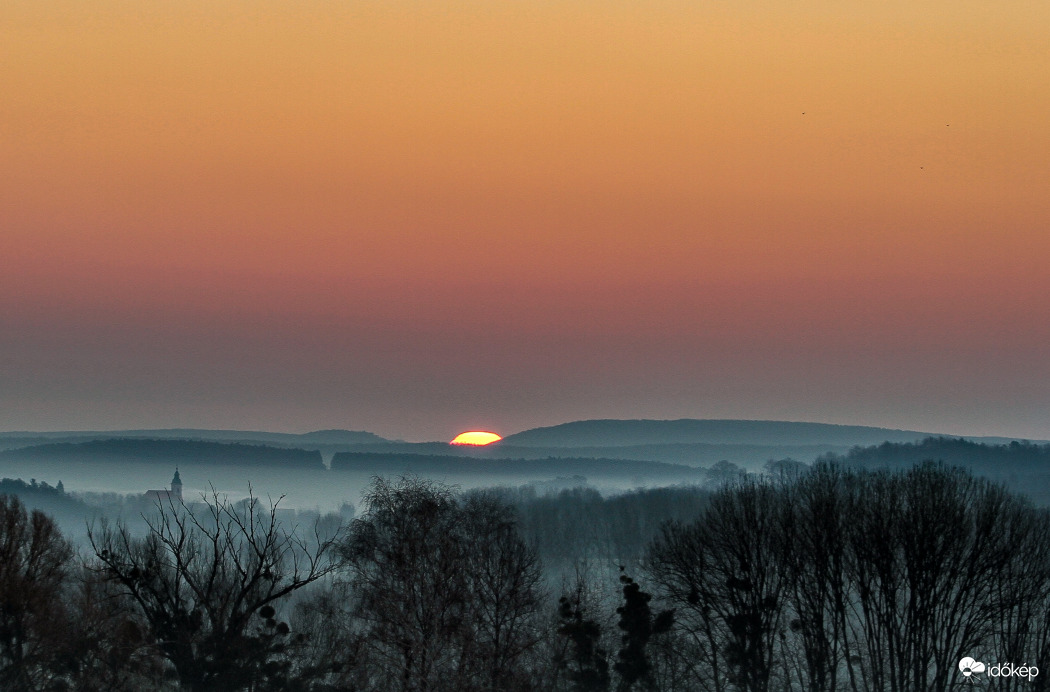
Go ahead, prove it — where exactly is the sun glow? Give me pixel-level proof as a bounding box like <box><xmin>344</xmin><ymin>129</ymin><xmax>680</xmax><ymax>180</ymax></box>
<box><xmin>450</xmin><ymin>431</ymin><xmax>502</xmax><ymax>446</ymax></box>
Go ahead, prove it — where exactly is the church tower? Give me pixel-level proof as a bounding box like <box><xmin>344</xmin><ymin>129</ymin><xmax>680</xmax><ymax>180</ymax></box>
<box><xmin>171</xmin><ymin>468</ymin><xmax>183</xmax><ymax>501</ymax></box>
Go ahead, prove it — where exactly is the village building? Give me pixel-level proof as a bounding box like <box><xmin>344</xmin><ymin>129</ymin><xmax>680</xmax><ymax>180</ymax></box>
<box><xmin>145</xmin><ymin>468</ymin><xmax>183</xmax><ymax>503</ymax></box>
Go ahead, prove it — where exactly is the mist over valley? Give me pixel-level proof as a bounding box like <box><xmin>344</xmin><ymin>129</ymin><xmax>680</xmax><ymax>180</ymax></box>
<box><xmin>4</xmin><ymin>417</ymin><xmax>1050</xmax><ymax>519</ymax></box>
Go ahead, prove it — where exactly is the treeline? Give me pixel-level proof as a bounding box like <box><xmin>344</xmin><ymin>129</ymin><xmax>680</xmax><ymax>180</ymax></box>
<box><xmin>834</xmin><ymin>436</ymin><xmax>1050</xmax><ymax>470</ymax></box>
<box><xmin>826</xmin><ymin>436</ymin><xmax>1050</xmax><ymax>503</ymax></box>
<box><xmin>0</xmin><ymin>477</ymin><xmax>66</xmax><ymax>497</ymax></box>
<box><xmin>0</xmin><ymin>477</ymin><xmax>90</xmax><ymax>521</ymax></box>
<box><xmin>647</xmin><ymin>462</ymin><xmax>1050</xmax><ymax>691</ymax></box>
<box><xmin>3</xmin><ymin>465</ymin><xmax>1050</xmax><ymax>691</ymax></box>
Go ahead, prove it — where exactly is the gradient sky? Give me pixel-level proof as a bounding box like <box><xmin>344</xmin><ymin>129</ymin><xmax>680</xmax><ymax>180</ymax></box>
<box><xmin>2</xmin><ymin>0</ymin><xmax>1049</xmax><ymax>441</ymax></box>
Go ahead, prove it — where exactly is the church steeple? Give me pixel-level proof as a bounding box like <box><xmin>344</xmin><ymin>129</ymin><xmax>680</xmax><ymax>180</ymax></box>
<box><xmin>171</xmin><ymin>468</ymin><xmax>183</xmax><ymax>501</ymax></box>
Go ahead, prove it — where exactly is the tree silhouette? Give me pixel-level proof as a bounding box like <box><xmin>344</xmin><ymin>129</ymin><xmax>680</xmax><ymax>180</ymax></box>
<box><xmin>460</xmin><ymin>491</ymin><xmax>544</xmax><ymax>691</ymax></box>
<box><xmin>0</xmin><ymin>494</ymin><xmax>75</xmax><ymax>690</ymax></box>
<box><xmin>89</xmin><ymin>489</ymin><xmax>341</xmax><ymax>692</ymax></box>
<box><xmin>555</xmin><ymin>585</ymin><xmax>610</xmax><ymax>692</ymax></box>
<box><xmin>647</xmin><ymin>463</ymin><xmax>1050</xmax><ymax>692</ymax></box>
<box><xmin>613</xmin><ymin>569</ymin><xmax>673</xmax><ymax>691</ymax></box>
<box><xmin>340</xmin><ymin>477</ymin><xmax>543</xmax><ymax>691</ymax></box>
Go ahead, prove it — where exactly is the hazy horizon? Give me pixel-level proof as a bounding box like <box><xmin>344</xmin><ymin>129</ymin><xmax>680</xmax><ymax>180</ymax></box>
<box><xmin>2</xmin><ymin>415</ymin><xmax>1049</xmax><ymax>447</ymax></box>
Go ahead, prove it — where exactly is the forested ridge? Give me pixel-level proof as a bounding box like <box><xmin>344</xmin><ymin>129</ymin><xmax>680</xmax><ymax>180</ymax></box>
<box><xmin>3</xmin><ymin>460</ymin><xmax>1049</xmax><ymax>691</ymax></box>
<box><xmin>0</xmin><ymin>439</ymin><xmax>325</xmax><ymax>470</ymax></box>
<box><xmin>330</xmin><ymin>452</ymin><xmax>705</xmax><ymax>482</ymax></box>
<box><xmin>826</xmin><ymin>436</ymin><xmax>1050</xmax><ymax>504</ymax></box>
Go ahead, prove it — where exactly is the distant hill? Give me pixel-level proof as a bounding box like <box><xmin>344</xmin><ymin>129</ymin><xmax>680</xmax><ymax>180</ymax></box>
<box><xmin>293</xmin><ymin>430</ymin><xmax>391</xmax><ymax>444</ymax></box>
<box><xmin>498</xmin><ymin>419</ymin><xmax>1025</xmax><ymax>449</ymax></box>
<box><xmin>0</xmin><ymin>429</ymin><xmax>390</xmax><ymax>453</ymax></box>
<box><xmin>0</xmin><ymin>438</ymin><xmax>325</xmax><ymax>470</ymax></box>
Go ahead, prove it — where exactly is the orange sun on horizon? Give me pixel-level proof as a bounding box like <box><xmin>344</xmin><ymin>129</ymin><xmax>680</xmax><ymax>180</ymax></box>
<box><xmin>450</xmin><ymin>431</ymin><xmax>503</xmax><ymax>446</ymax></box>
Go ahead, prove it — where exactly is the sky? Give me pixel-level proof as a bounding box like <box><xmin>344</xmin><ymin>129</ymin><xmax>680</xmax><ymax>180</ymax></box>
<box><xmin>2</xmin><ymin>0</ymin><xmax>1049</xmax><ymax>442</ymax></box>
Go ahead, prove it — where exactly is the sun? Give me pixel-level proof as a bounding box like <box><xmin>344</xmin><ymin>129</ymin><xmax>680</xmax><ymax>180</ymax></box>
<box><xmin>450</xmin><ymin>431</ymin><xmax>502</xmax><ymax>446</ymax></box>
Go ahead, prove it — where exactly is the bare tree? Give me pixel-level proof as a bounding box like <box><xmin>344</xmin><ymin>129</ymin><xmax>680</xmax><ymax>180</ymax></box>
<box><xmin>0</xmin><ymin>494</ymin><xmax>75</xmax><ymax>690</ymax></box>
<box><xmin>339</xmin><ymin>477</ymin><xmax>544</xmax><ymax>692</ymax></box>
<box><xmin>60</xmin><ymin>566</ymin><xmax>169</xmax><ymax>691</ymax></box>
<box><xmin>290</xmin><ymin>582</ymin><xmax>373</xmax><ymax>691</ymax></box>
<box><xmin>89</xmin><ymin>489</ymin><xmax>341</xmax><ymax>692</ymax></box>
<box><xmin>779</xmin><ymin>462</ymin><xmax>853</xmax><ymax>692</ymax></box>
<box><xmin>842</xmin><ymin>464</ymin><xmax>1050</xmax><ymax>692</ymax></box>
<box><xmin>341</xmin><ymin>477</ymin><xmax>466</xmax><ymax>691</ymax></box>
<box><xmin>647</xmin><ymin>463</ymin><xmax>1050</xmax><ymax>692</ymax></box>
<box><xmin>647</xmin><ymin>479</ymin><xmax>789</xmax><ymax>692</ymax></box>
<box><xmin>460</xmin><ymin>491</ymin><xmax>544</xmax><ymax>691</ymax></box>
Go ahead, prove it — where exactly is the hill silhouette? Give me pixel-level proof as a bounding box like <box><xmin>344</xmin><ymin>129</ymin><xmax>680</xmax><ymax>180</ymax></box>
<box><xmin>0</xmin><ymin>438</ymin><xmax>325</xmax><ymax>470</ymax></box>
<box><xmin>499</xmin><ymin>419</ymin><xmax>996</xmax><ymax>448</ymax></box>
<box><xmin>0</xmin><ymin>428</ymin><xmax>389</xmax><ymax>452</ymax></box>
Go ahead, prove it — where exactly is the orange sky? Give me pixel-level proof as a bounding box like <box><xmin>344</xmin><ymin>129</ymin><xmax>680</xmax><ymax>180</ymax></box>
<box><xmin>2</xmin><ymin>0</ymin><xmax>1049</xmax><ymax>439</ymax></box>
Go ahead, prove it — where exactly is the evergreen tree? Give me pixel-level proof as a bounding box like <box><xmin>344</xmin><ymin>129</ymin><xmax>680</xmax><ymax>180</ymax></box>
<box><xmin>614</xmin><ymin>570</ymin><xmax>673</xmax><ymax>691</ymax></box>
<box><xmin>555</xmin><ymin>588</ymin><xmax>610</xmax><ymax>691</ymax></box>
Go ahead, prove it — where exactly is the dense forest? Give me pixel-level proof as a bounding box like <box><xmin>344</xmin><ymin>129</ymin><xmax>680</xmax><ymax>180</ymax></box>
<box><xmin>825</xmin><ymin>437</ymin><xmax>1050</xmax><ymax>504</ymax></box>
<box><xmin>0</xmin><ymin>477</ymin><xmax>91</xmax><ymax>522</ymax></box>
<box><xmin>2</xmin><ymin>459</ymin><xmax>1049</xmax><ymax>691</ymax></box>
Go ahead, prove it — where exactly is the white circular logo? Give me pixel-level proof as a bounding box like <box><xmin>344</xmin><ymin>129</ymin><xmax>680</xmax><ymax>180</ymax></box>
<box><xmin>959</xmin><ymin>657</ymin><xmax>986</xmax><ymax>681</ymax></box>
